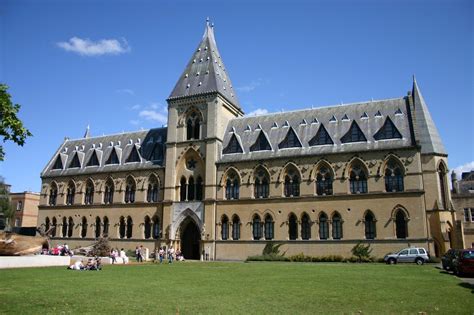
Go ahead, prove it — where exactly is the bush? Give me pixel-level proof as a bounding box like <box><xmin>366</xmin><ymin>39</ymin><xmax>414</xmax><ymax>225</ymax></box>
<box><xmin>351</xmin><ymin>242</ymin><xmax>373</xmax><ymax>263</ymax></box>
<box><xmin>89</xmin><ymin>237</ymin><xmax>111</xmax><ymax>257</ymax></box>
<box><xmin>246</xmin><ymin>241</ymin><xmax>289</xmax><ymax>262</ymax></box>
<box><xmin>288</xmin><ymin>253</ymin><xmax>344</xmax><ymax>263</ymax></box>
<box><xmin>246</xmin><ymin>255</ymin><xmax>289</xmax><ymax>262</ymax></box>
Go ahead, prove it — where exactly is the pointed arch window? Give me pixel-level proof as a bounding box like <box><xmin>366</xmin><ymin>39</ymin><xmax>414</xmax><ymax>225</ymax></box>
<box><xmin>51</xmin><ymin>217</ymin><xmax>57</xmax><ymax>237</ymax></box>
<box><xmin>350</xmin><ymin>164</ymin><xmax>368</xmax><ymax>194</ymax></box>
<box><xmin>49</xmin><ymin>183</ymin><xmax>58</xmax><ymax>206</ymax></box>
<box><xmin>144</xmin><ymin>216</ymin><xmax>151</xmax><ymax>239</ymax></box>
<box><xmin>124</xmin><ymin>178</ymin><xmax>136</xmax><ymax>203</ymax></box>
<box><xmin>395</xmin><ymin>210</ymin><xmax>408</xmax><ymax>239</ymax></box>
<box><xmin>81</xmin><ymin>217</ymin><xmax>87</xmax><ymax>238</ymax></box>
<box><xmin>279</xmin><ymin>127</ymin><xmax>302</xmax><ymax>149</ymax></box>
<box><xmin>309</xmin><ymin>124</ymin><xmax>334</xmax><ymax>146</ymax></box>
<box><xmin>221</xmin><ymin>215</ymin><xmax>229</xmax><ymax>240</ymax></box>
<box><xmin>52</xmin><ymin>155</ymin><xmax>63</xmax><ymax>170</ymax></box>
<box><xmin>45</xmin><ymin>217</ymin><xmax>50</xmax><ymax>233</ymax></box>
<box><xmin>68</xmin><ymin>153</ymin><xmax>81</xmax><ymax>168</ymax></box>
<box><xmin>126</xmin><ymin>216</ymin><xmax>133</xmax><ymax>239</ymax></box>
<box><xmin>105</xmin><ymin>148</ymin><xmax>120</xmax><ymax>165</ymax></box>
<box><xmin>186</xmin><ymin>111</ymin><xmax>201</xmax><ymax>140</ymax></box>
<box><xmin>62</xmin><ymin>217</ymin><xmax>68</xmax><ymax>237</ymax></box>
<box><xmin>332</xmin><ymin>213</ymin><xmax>343</xmax><ymax>240</ymax></box>
<box><xmin>252</xmin><ymin>215</ymin><xmax>262</xmax><ymax>240</ymax></box>
<box><xmin>316</xmin><ymin>166</ymin><xmax>333</xmax><ymax>195</ymax></box>
<box><xmin>85</xmin><ymin>180</ymin><xmax>94</xmax><ymax>205</ymax></box>
<box><xmin>180</xmin><ymin>177</ymin><xmax>187</xmax><ymax>202</ymax></box>
<box><xmin>225</xmin><ymin>172</ymin><xmax>240</xmax><ymax>200</ymax></box>
<box><xmin>254</xmin><ymin>169</ymin><xmax>269</xmax><ymax>198</ymax></box>
<box><xmin>264</xmin><ymin>215</ymin><xmax>274</xmax><ymax>240</ymax></box>
<box><xmin>223</xmin><ymin>134</ymin><xmax>243</xmax><ymax>154</ymax></box>
<box><xmin>284</xmin><ymin>171</ymin><xmax>300</xmax><ymax>197</ymax></box>
<box><xmin>196</xmin><ymin>176</ymin><xmax>203</xmax><ymax>201</ymax></box>
<box><xmin>341</xmin><ymin>121</ymin><xmax>367</xmax><ymax>143</ymax></box>
<box><xmin>374</xmin><ymin>117</ymin><xmax>402</xmax><ymax>140</ymax></box>
<box><xmin>250</xmin><ymin>131</ymin><xmax>271</xmax><ymax>152</ymax></box>
<box><xmin>119</xmin><ymin>216</ymin><xmax>126</xmax><ymax>239</ymax></box>
<box><xmin>104</xmin><ymin>179</ymin><xmax>114</xmax><ymax>204</ymax></box>
<box><xmin>301</xmin><ymin>213</ymin><xmax>311</xmax><ymax>240</ymax></box>
<box><xmin>232</xmin><ymin>215</ymin><xmax>240</xmax><ymax>240</ymax></box>
<box><xmin>87</xmin><ymin>150</ymin><xmax>100</xmax><ymax>167</ymax></box>
<box><xmin>438</xmin><ymin>164</ymin><xmax>448</xmax><ymax>209</ymax></box>
<box><xmin>66</xmin><ymin>182</ymin><xmax>75</xmax><ymax>205</ymax></box>
<box><xmin>67</xmin><ymin>217</ymin><xmax>74</xmax><ymax>238</ymax></box>
<box><xmin>364</xmin><ymin>211</ymin><xmax>376</xmax><ymax>239</ymax></box>
<box><xmin>385</xmin><ymin>161</ymin><xmax>404</xmax><ymax>192</ymax></box>
<box><xmin>95</xmin><ymin>217</ymin><xmax>101</xmax><ymax>238</ymax></box>
<box><xmin>103</xmin><ymin>216</ymin><xmax>109</xmax><ymax>236</ymax></box>
<box><xmin>288</xmin><ymin>213</ymin><xmax>298</xmax><ymax>240</ymax></box>
<box><xmin>126</xmin><ymin>146</ymin><xmax>141</xmax><ymax>163</ymax></box>
<box><xmin>319</xmin><ymin>213</ymin><xmax>329</xmax><ymax>240</ymax></box>
<box><xmin>152</xmin><ymin>216</ymin><xmax>160</xmax><ymax>239</ymax></box>
<box><xmin>147</xmin><ymin>176</ymin><xmax>159</xmax><ymax>202</ymax></box>
<box><xmin>188</xmin><ymin>177</ymin><xmax>195</xmax><ymax>201</ymax></box>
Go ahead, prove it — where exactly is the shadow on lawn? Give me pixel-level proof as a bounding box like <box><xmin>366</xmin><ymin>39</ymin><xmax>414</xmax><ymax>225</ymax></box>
<box><xmin>457</xmin><ymin>282</ymin><xmax>474</xmax><ymax>294</ymax></box>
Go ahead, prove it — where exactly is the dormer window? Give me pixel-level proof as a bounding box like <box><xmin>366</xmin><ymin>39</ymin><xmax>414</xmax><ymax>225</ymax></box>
<box><xmin>341</xmin><ymin>121</ymin><xmax>367</xmax><ymax>143</ymax></box>
<box><xmin>52</xmin><ymin>156</ymin><xmax>63</xmax><ymax>170</ymax></box>
<box><xmin>223</xmin><ymin>134</ymin><xmax>243</xmax><ymax>154</ymax></box>
<box><xmin>86</xmin><ymin>150</ymin><xmax>100</xmax><ymax>167</ymax></box>
<box><xmin>250</xmin><ymin>131</ymin><xmax>271</xmax><ymax>152</ymax></box>
<box><xmin>126</xmin><ymin>146</ymin><xmax>140</xmax><ymax>163</ymax></box>
<box><xmin>279</xmin><ymin>127</ymin><xmax>302</xmax><ymax>149</ymax></box>
<box><xmin>309</xmin><ymin>124</ymin><xmax>333</xmax><ymax>146</ymax></box>
<box><xmin>68</xmin><ymin>152</ymin><xmax>81</xmax><ymax>168</ymax></box>
<box><xmin>374</xmin><ymin>117</ymin><xmax>402</xmax><ymax>140</ymax></box>
<box><xmin>105</xmin><ymin>148</ymin><xmax>119</xmax><ymax>165</ymax></box>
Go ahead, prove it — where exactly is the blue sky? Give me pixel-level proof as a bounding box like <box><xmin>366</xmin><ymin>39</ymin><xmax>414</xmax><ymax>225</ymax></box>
<box><xmin>1</xmin><ymin>0</ymin><xmax>472</xmax><ymax>192</ymax></box>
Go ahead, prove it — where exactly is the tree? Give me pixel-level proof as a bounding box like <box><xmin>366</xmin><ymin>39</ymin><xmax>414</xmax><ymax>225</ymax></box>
<box><xmin>0</xmin><ymin>84</ymin><xmax>32</xmax><ymax>161</ymax></box>
<box><xmin>351</xmin><ymin>242</ymin><xmax>373</xmax><ymax>262</ymax></box>
<box><xmin>0</xmin><ymin>176</ymin><xmax>13</xmax><ymax>230</ymax></box>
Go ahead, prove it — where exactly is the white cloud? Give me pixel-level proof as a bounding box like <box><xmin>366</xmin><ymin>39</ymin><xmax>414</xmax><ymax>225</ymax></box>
<box><xmin>246</xmin><ymin>108</ymin><xmax>269</xmax><ymax>116</ymax></box>
<box><xmin>139</xmin><ymin>110</ymin><xmax>167</xmax><ymax>125</ymax></box>
<box><xmin>117</xmin><ymin>89</ymin><xmax>135</xmax><ymax>95</ymax></box>
<box><xmin>130</xmin><ymin>104</ymin><xmax>141</xmax><ymax>110</ymax></box>
<box><xmin>236</xmin><ymin>78</ymin><xmax>265</xmax><ymax>92</ymax></box>
<box><xmin>453</xmin><ymin>161</ymin><xmax>474</xmax><ymax>179</ymax></box>
<box><xmin>57</xmin><ymin>37</ymin><xmax>130</xmax><ymax>56</ymax></box>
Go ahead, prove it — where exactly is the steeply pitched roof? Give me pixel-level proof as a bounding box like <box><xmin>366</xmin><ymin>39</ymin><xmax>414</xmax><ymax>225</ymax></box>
<box><xmin>42</xmin><ymin>128</ymin><xmax>167</xmax><ymax>178</ymax></box>
<box><xmin>168</xmin><ymin>21</ymin><xmax>240</xmax><ymax>109</ymax></box>
<box><xmin>219</xmin><ymin>97</ymin><xmax>413</xmax><ymax>163</ymax></box>
<box><xmin>412</xmin><ymin>77</ymin><xmax>447</xmax><ymax>155</ymax></box>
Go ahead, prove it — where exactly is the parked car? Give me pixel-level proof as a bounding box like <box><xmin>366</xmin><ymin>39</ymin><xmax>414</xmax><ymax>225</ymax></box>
<box><xmin>453</xmin><ymin>248</ymin><xmax>474</xmax><ymax>276</ymax></box>
<box><xmin>384</xmin><ymin>247</ymin><xmax>430</xmax><ymax>265</ymax></box>
<box><xmin>441</xmin><ymin>249</ymin><xmax>460</xmax><ymax>271</ymax></box>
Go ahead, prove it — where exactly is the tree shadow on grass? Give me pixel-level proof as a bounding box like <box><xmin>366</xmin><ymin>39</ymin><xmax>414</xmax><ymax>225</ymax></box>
<box><xmin>457</xmin><ymin>282</ymin><xmax>474</xmax><ymax>294</ymax></box>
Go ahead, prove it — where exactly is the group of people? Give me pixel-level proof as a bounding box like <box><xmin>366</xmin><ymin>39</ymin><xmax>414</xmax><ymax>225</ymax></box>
<box><xmin>67</xmin><ymin>257</ymin><xmax>102</xmax><ymax>271</ymax></box>
<box><xmin>153</xmin><ymin>247</ymin><xmax>185</xmax><ymax>264</ymax></box>
<box><xmin>110</xmin><ymin>248</ymin><xmax>129</xmax><ymax>264</ymax></box>
<box><xmin>43</xmin><ymin>243</ymin><xmax>73</xmax><ymax>256</ymax></box>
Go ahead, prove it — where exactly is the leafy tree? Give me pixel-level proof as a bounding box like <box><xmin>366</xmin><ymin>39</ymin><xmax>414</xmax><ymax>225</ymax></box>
<box><xmin>89</xmin><ymin>237</ymin><xmax>111</xmax><ymax>257</ymax></box>
<box><xmin>0</xmin><ymin>84</ymin><xmax>32</xmax><ymax>161</ymax></box>
<box><xmin>351</xmin><ymin>242</ymin><xmax>373</xmax><ymax>262</ymax></box>
<box><xmin>0</xmin><ymin>176</ymin><xmax>13</xmax><ymax>230</ymax></box>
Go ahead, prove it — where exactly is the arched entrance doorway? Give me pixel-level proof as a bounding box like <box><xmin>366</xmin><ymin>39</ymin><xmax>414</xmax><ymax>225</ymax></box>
<box><xmin>180</xmin><ymin>218</ymin><xmax>201</xmax><ymax>260</ymax></box>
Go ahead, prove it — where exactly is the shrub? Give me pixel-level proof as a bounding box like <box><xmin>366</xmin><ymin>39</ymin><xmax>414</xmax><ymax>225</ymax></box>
<box><xmin>351</xmin><ymin>242</ymin><xmax>373</xmax><ymax>263</ymax></box>
<box><xmin>246</xmin><ymin>241</ymin><xmax>289</xmax><ymax>262</ymax></box>
<box><xmin>89</xmin><ymin>237</ymin><xmax>111</xmax><ymax>257</ymax></box>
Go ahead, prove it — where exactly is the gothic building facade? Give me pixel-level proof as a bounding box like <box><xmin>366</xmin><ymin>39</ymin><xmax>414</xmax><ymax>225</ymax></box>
<box><xmin>38</xmin><ymin>22</ymin><xmax>461</xmax><ymax>260</ymax></box>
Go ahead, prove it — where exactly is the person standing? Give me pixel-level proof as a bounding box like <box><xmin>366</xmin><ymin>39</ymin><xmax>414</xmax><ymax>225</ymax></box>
<box><xmin>139</xmin><ymin>245</ymin><xmax>144</xmax><ymax>262</ymax></box>
<box><xmin>168</xmin><ymin>246</ymin><xmax>174</xmax><ymax>264</ymax></box>
<box><xmin>159</xmin><ymin>247</ymin><xmax>164</xmax><ymax>264</ymax></box>
<box><xmin>135</xmin><ymin>246</ymin><xmax>140</xmax><ymax>263</ymax></box>
<box><xmin>120</xmin><ymin>248</ymin><xmax>128</xmax><ymax>264</ymax></box>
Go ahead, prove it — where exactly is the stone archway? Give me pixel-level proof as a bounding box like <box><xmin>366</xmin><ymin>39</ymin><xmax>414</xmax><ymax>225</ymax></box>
<box><xmin>180</xmin><ymin>217</ymin><xmax>201</xmax><ymax>260</ymax></box>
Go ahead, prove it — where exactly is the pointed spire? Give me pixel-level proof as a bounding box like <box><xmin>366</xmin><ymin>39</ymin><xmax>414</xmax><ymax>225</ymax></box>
<box><xmin>411</xmin><ymin>77</ymin><xmax>446</xmax><ymax>155</ymax></box>
<box><xmin>168</xmin><ymin>19</ymin><xmax>241</xmax><ymax>109</ymax></box>
<box><xmin>84</xmin><ymin>125</ymin><xmax>90</xmax><ymax>138</ymax></box>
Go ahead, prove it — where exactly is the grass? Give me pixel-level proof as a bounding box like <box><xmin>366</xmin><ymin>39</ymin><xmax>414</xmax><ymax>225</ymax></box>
<box><xmin>0</xmin><ymin>261</ymin><xmax>472</xmax><ymax>314</ymax></box>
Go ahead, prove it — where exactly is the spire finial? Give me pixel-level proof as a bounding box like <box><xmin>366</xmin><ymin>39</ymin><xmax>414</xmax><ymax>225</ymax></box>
<box><xmin>84</xmin><ymin>124</ymin><xmax>90</xmax><ymax>138</ymax></box>
<box><xmin>206</xmin><ymin>17</ymin><xmax>210</xmax><ymax>26</ymax></box>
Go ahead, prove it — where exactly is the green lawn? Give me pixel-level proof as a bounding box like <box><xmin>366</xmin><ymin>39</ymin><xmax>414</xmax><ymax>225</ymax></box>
<box><xmin>0</xmin><ymin>262</ymin><xmax>472</xmax><ymax>314</ymax></box>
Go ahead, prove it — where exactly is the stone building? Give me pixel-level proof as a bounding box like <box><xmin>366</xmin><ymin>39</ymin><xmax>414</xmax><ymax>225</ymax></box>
<box><xmin>37</xmin><ymin>21</ymin><xmax>461</xmax><ymax>260</ymax></box>
<box><xmin>452</xmin><ymin>171</ymin><xmax>474</xmax><ymax>248</ymax></box>
<box><xmin>10</xmin><ymin>192</ymin><xmax>40</xmax><ymax>228</ymax></box>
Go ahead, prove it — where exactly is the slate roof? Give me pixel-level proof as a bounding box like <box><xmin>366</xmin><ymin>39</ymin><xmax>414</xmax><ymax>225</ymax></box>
<box><xmin>412</xmin><ymin>78</ymin><xmax>447</xmax><ymax>155</ymax></box>
<box><xmin>168</xmin><ymin>21</ymin><xmax>241</xmax><ymax>109</ymax></box>
<box><xmin>219</xmin><ymin>97</ymin><xmax>414</xmax><ymax>163</ymax></box>
<box><xmin>41</xmin><ymin>128</ymin><xmax>167</xmax><ymax>178</ymax></box>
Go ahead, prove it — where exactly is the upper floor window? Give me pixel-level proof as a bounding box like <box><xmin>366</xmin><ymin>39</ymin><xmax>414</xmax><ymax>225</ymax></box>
<box><xmin>85</xmin><ymin>180</ymin><xmax>94</xmax><ymax>205</ymax></box>
<box><xmin>250</xmin><ymin>131</ymin><xmax>271</xmax><ymax>152</ymax></box>
<box><xmin>350</xmin><ymin>164</ymin><xmax>368</xmax><ymax>194</ymax></box>
<box><xmin>309</xmin><ymin>124</ymin><xmax>334</xmax><ymax>146</ymax></box>
<box><xmin>186</xmin><ymin>111</ymin><xmax>201</xmax><ymax>140</ymax></box>
<box><xmin>385</xmin><ymin>161</ymin><xmax>404</xmax><ymax>192</ymax></box>
<box><xmin>223</xmin><ymin>134</ymin><xmax>243</xmax><ymax>154</ymax></box>
<box><xmin>104</xmin><ymin>179</ymin><xmax>114</xmax><ymax>204</ymax></box>
<box><xmin>279</xmin><ymin>127</ymin><xmax>302</xmax><ymax>149</ymax></box>
<box><xmin>254</xmin><ymin>168</ymin><xmax>269</xmax><ymax>198</ymax></box>
<box><xmin>341</xmin><ymin>121</ymin><xmax>367</xmax><ymax>143</ymax></box>
<box><xmin>49</xmin><ymin>183</ymin><xmax>58</xmax><ymax>206</ymax></box>
<box><xmin>225</xmin><ymin>172</ymin><xmax>240</xmax><ymax>200</ymax></box>
<box><xmin>124</xmin><ymin>178</ymin><xmax>136</xmax><ymax>203</ymax></box>
<box><xmin>284</xmin><ymin>171</ymin><xmax>300</xmax><ymax>197</ymax></box>
<box><xmin>16</xmin><ymin>201</ymin><xmax>23</xmax><ymax>211</ymax></box>
<box><xmin>316</xmin><ymin>166</ymin><xmax>333</xmax><ymax>196</ymax></box>
<box><xmin>147</xmin><ymin>176</ymin><xmax>159</xmax><ymax>202</ymax></box>
<box><xmin>374</xmin><ymin>117</ymin><xmax>402</xmax><ymax>140</ymax></box>
<box><xmin>438</xmin><ymin>163</ymin><xmax>448</xmax><ymax>209</ymax></box>
<box><xmin>66</xmin><ymin>182</ymin><xmax>75</xmax><ymax>205</ymax></box>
